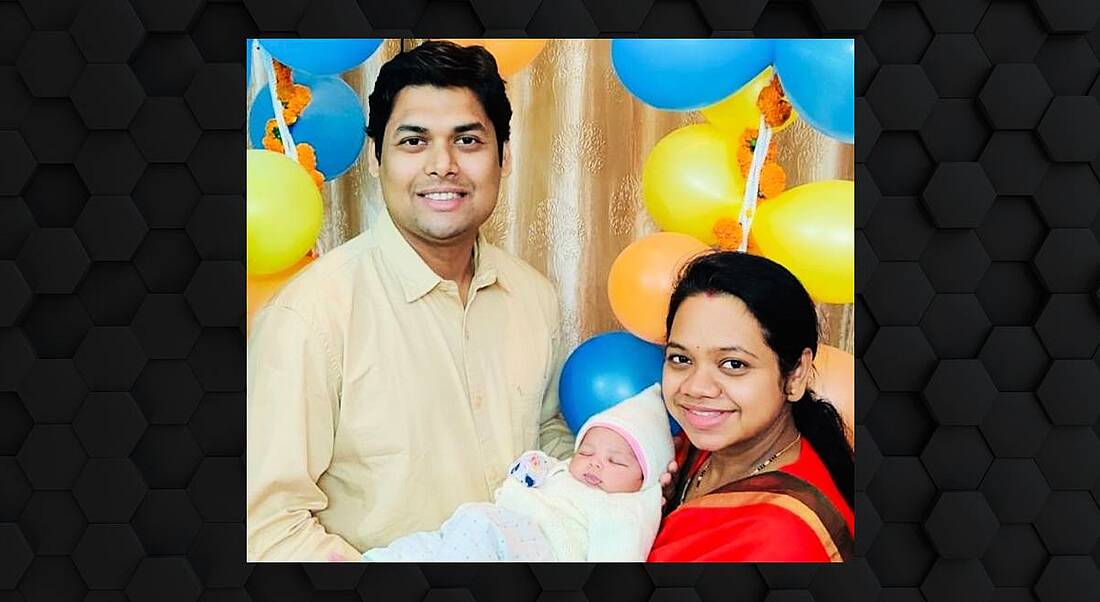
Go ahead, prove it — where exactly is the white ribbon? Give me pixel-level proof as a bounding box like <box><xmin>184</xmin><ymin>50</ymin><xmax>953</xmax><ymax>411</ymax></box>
<box><xmin>736</xmin><ymin>114</ymin><xmax>772</xmax><ymax>253</ymax></box>
<box><xmin>254</xmin><ymin>40</ymin><xmax>298</xmax><ymax>162</ymax></box>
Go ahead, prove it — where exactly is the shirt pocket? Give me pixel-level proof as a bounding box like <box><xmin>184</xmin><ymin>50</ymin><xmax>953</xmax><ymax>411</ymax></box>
<box><xmin>334</xmin><ymin>372</ymin><xmax>405</xmax><ymax>461</ymax></box>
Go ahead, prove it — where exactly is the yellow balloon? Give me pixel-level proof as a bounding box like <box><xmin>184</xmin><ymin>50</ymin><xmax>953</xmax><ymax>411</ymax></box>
<box><xmin>642</xmin><ymin>124</ymin><xmax>744</xmax><ymax>246</ymax></box>
<box><xmin>751</xmin><ymin>180</ymin><xmax>854</xmax><ymax>304</ymax></box>
<box><xmin>702</xmin><ymin>67</ymin><xmax>797</xmax><ymax>136</ymax></box>
<box><xmin>443</xmin><ymin>39</ymin><xmax>548</xmax><ymax>77</ymax></box>
<box><xmin>247</xmin><ymin>149</ymin><xmax>323</xmax><ymax>276</ymax></box>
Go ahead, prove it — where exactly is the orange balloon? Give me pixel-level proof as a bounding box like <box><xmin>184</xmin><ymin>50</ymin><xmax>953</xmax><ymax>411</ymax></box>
<box><xmin>246</xmin><ymin>254</ymin><xmax>314</xmax><ymax>332</ymax></box>
<box><xmin>443</xmin><ymin>39</ymin><xmax>548</xmax><ymax>76</ymax></box>
<box><xmin>608</xmin><ymin>232</ymin><xmax>711</xmax><ymax>344</ymax></box>
<box><xmin>812</xmin><ymin>343</ymin><xmax>854</xmax><ymax>445</ymax></box>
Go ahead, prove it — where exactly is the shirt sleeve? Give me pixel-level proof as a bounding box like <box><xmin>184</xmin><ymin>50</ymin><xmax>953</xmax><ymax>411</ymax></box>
<box><xmin>537</xmin><ymin>292</ymin><xmax>575</xmax><ymax>460</ymax></box>
<box><xmin>246</xmin><ymin>303</ymin><xmax>362</xmax><ymax>561</ymax></box>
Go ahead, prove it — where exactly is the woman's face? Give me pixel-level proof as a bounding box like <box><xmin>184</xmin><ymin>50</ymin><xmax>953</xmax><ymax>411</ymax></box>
<box><xmin>662</xmin><ymin>293</ymin><xmax>799</xmax><ymax>452</ymax></box>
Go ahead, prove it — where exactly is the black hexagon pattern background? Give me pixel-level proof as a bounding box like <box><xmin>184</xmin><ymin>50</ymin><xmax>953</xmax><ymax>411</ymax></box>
<box><xmin>2</xmin><ymin>0</ymin><xmax>1100</xmax><ymax>600</ymax></box>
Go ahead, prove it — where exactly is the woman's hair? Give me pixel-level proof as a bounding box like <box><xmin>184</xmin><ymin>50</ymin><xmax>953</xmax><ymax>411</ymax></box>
<box><xmin>667</xmin><ymin>251</ymin><xmax>854</xmax><ymax>508</ymax></box>
<box><xmin>367</xmin><ymin>40</ymin><xmax>512</xmax><ymax>164</ymax></box>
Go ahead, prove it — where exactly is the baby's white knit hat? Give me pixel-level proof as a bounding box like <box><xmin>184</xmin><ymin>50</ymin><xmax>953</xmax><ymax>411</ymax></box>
<box><xmin>575</xmin><ymin>383</ymin><xmax>675</xmax><ymax>490</ymax></box>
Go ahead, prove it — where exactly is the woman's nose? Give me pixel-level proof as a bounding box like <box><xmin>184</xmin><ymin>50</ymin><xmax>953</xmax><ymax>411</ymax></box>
<box><xmin>681</xmin><ymin>366</ymin><xmax>720</xmax><ymax>398</ymax></box>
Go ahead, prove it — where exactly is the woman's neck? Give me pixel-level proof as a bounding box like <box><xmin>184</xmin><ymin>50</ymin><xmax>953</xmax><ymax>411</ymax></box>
<box><xmin>706</xmin><ymin>409</ymin><xmax>801</xmax><ymax>483</ymax></box>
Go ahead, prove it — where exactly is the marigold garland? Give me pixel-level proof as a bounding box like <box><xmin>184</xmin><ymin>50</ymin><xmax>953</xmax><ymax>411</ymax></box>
<box><xmin>261</xmin><ymin>61</ymin><xmax>325</xmax><ymax>189</ymax></box>
<box><xmin>736</xmin><ymin>128</ymin><xmax>786</xmax><ymax>200</ymax></box>
<box><xmin>732</xmin><ymin>75</ymin><xmax>793</xmax><ymax>201</ymax></box>
<box><xmin>272</xmin><ymin>61</ymin><xmax>312</xmax><ymax>125</ymax></box>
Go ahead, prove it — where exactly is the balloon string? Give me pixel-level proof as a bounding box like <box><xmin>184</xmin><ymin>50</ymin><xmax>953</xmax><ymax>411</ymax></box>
<box><xmin>257</xmin><ymin>41</ymin><xmax>298</xmax><ymax>162</ymax></box>
<box><xmin>737</xmin><ymin>114</ymin><xmax>772</xmax><ymax>253</ymax></box>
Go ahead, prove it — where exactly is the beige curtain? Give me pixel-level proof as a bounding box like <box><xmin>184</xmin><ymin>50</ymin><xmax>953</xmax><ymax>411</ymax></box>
<box><xmin>255</xmin><ymin>39</ymin><xmax>854</xmax><ymax>353</ymax></box>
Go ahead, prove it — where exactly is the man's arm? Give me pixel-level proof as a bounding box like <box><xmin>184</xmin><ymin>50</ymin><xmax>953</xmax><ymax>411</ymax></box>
<box><xmin>246</xmin><ymin>304</ymin><xmax>361</xmax><ymax>561</ymax></box>
<box><xmin>537</xmin><ymin>300</ymin><xmax>575</xmax><ymax>460</ymax></box>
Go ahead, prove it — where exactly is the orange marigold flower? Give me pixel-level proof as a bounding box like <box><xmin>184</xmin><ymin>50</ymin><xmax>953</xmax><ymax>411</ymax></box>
<box><xmin>737</xmin><ymin>127</ymin><xmax>778</xmax><ymax>178</ymax></box>
<box><xmin>274</xmin><ymin>61</ymin><xmax>293</xmax><ymax>87</ymax></box>
<box><xmin>282</xmin><ymin>84</ymin><xmax>312</xmax><ymax>124</ymax></box>
<box><xmin>712</xmin><ymin>218</ymin><xmax>739</xmax><ymax>250</ymax></box>
<box><xmin>758</xmin><ymin>161</ymin><xmax>787</xmax><ymax>199</ymax></box>
<box><xmin>713</xmin><ymin>217</ymin><xmax>763</xmax><ymax>254</ymax></box>
<box><xmin>262</xmin><ymin>119</ymin><xmax>285</xmax><ymax>152</ymax></box>
<box><xmin>295</xmin><ymin>143</ymin><xmax>316</xmax><ymax>169</ymax></box>
<box><xmin>740</xmin><ymin>128</ymin><xmax>756</xmax><ymax>146</ymax></box>
<box><xmin>294</xmin><ymin>143</ymin><xmax>325</xmax><ymax>189</ymax></box>
<box><xmin>757</xmin><ymin>76</ymin><xmax>793</xmax><ymax>128</ymax></box>
<box><xmin>737</xmin><ymin>144</ymin><xmax>753</xmax><ymax>177</ymax></box>
<box><xmin>712</xmin><ymin>217</ymin><xmax>742</xmax><ymax>251</ymax></box>
<box><xmin>740</xmin><ymin>128</ymin><xmax>777</xmax><ymax>159</ymax></box>
<box><xmin>262</xmin><ymin>137</ymin><xmax>283</xmax><ymax>153</ymax></box>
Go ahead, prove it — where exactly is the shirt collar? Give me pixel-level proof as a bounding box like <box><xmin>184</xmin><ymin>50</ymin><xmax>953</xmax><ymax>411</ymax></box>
<box><xmin>374</xmin><ymin>207</ymin><xmax>506</xmax><ymax>303</ymax></box>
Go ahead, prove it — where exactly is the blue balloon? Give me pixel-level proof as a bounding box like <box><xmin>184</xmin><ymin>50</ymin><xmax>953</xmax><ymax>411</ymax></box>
<box><xmin>774</xmin><ymin>39</ymin><xmax>854</xmax><ymax>144</ymax></box>
<box><xmin>611</xmin><ymin>39</ymin><xmax>774</xmax><ymax>111</ymax></box>
<box><xmin>259</xmin><ymin>39</ymin><xmax>383</xmax><ymax>75</ymax></box>
<box><xmin>249</xmin><ymin>73</ymin><xmax>366</xmax><ymax>180</ymax></box>
<box><xmin>559</xmin><ymin>331</ymin><xmax>681</xmax><ymax>436</ymax></box>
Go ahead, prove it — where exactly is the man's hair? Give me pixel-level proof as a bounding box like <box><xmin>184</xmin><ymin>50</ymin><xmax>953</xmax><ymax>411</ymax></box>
<box><xmin>367</xmin><ymin>41</ymin><xmax>512</xmax><ymax>165</ymax></box>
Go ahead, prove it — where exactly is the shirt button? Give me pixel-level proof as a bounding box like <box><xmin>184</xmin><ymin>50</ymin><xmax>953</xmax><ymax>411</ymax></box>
<box><xmin>472</xmin><ymin>396</ymin><xmax>483</xmax><ymax>409</ymax></box>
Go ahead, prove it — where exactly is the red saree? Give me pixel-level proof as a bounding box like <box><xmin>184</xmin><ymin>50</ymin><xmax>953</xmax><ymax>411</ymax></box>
<box><xmin>648</xmin><ymin>436</ymin><xmax>854</xmax><ymax>562</ymax></box>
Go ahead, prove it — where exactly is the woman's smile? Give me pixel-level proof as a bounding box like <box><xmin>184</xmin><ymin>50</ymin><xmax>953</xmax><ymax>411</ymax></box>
<box><xmin>677</xmin><ymin>403</ymin><xmax>737</xmax><ymax>430</ymax></box>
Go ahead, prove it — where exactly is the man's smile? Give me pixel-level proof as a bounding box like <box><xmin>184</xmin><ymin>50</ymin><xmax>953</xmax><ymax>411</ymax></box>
<box><xmin>416</xmin><ymin>186</ymin><xmax>470</xmax><ymax>211</ymax></box>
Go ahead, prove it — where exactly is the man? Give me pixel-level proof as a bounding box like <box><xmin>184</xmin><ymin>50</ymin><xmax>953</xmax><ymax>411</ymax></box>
<box><xmin>246</xmin><ymin>41</ymin><xmax>574</xmax><ymax>561</ymax></box>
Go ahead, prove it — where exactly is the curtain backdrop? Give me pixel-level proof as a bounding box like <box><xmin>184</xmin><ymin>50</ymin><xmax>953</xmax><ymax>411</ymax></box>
<box><xmin>251</xmin><ymin>39</ymin><xmax>854</xmax><ymax>353</ymax></box>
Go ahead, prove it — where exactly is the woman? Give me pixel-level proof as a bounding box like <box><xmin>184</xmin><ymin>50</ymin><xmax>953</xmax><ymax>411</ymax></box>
<box><xmin>648</xmin><ymin>251</ymin><xmax>854</xmax><ymax>562</ymax></box>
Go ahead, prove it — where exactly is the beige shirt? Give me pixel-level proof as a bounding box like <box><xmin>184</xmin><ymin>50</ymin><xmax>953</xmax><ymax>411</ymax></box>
<box><xmin>246</xmin><ymin>207</ymin><xmax>575</xmax><ymax>561</ymax></box>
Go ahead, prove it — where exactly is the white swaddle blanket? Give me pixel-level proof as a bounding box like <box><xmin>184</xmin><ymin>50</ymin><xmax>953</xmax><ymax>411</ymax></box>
<box><xmin>494</xmin><ymin>456</ymin><xmax>663</xmax><ymax>561</ymax></box>
<box><xmin>359</xmin><ymin>384</ymin><xmax>673</xmax><ymax>561</ymax></box>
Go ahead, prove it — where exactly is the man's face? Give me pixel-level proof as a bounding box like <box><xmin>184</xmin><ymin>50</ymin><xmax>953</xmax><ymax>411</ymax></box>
<box><xmin>368</xmin><ymin>85</ymin><xmax>510</xmax><ymax>247</ymax></box>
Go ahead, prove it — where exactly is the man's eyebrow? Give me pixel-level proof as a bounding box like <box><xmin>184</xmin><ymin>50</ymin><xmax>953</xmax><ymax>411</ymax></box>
<box><xmin>393</xmin><ymin>124</ymin><xmax>427</xmax><ymax>135</ymax></box>
<box><xmin>393</xmin><ymin>123</ymin><xmax>486</xmax><ymax>135</ymax></box>
<box><xmin>453</xmin><ymin>122</ymin><xmax>486</xmax><ymax>134</ymax></box>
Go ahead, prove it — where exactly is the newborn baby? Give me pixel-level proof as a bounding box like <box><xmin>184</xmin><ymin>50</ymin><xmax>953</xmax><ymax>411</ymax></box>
<box><xmin>360</xmin><ymin>383</ymin><xmax>673</xmax><ymax>561</ymax></box>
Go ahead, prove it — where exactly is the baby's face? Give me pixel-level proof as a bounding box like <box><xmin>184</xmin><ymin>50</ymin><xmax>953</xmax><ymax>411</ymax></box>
<box><xmin>568</xmin><ymin>426</ymin><xmax>644</xmax><ymax>493</ymax></box>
